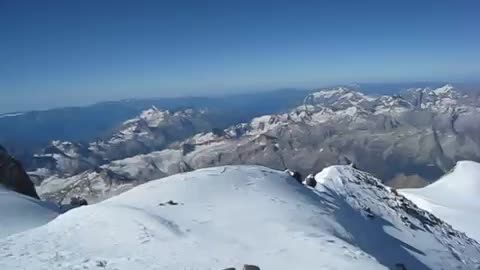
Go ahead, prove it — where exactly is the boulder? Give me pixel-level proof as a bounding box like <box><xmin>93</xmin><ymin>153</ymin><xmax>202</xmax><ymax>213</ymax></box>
<box><xmin>70</xmin><ymin>196</ymin><xmax>88</xmax><ymax>207</ymax></box>
<box><xmin>304</xmin><ymin>174</ymin><xmax>317</xmax><ymax>188</ymax></box>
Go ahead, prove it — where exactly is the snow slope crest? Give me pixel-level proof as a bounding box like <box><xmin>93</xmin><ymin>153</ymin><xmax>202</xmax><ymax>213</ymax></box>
<box><xmin>400</xmin><ymin>160</ymin><xmax>480</xmax><ymax>241</ymax></box>
<box><xmin>425</xmin><ymin>160</ymin><xmax>480</xmax><ymax>195</ymax></box>
<box><xmin>315</xmin><ymin>165</ymin><xmax>480</xmax><ymax>269</ymax></box>
<box><xmin>3</xmin><ymin>165</ymin><xmax>480</xmax><ymax>269</ymax></box>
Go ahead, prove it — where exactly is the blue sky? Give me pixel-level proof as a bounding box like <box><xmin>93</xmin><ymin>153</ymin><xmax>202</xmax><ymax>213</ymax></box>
<box><xmin>1</xmin><ymin>0</ymin><xmax>479</xmax><ymax>113</ymax></box>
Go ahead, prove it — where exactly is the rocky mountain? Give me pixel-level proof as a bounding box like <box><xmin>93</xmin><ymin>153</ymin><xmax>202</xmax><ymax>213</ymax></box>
<box><xmin>0</xmin><ymin>88</ymin><xmax>311</xmax><ymax>164</ymax></box>
<box><xmin>2</xmin><ymin>165</ymin><xmax>480</xmax><ymax>269</ymax></box>
<box><xmin>0</xmin><ymin>145</ymin><xmax>39</xmax><ymax>199</ymax></box>
<box><xmin>33</xmin><ymin>84</ymin><xmax>480</xmax><ymax>203</ymax></box>
<box><xmin>30</xmin><ymin>107</ymin><xmax>214</xmax><ymax>178</ymax></box>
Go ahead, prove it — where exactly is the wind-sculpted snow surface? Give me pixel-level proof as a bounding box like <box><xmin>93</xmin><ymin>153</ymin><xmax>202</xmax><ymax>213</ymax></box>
<box><xmin>2</xmin><ymin>166</ymin><xmax>480</xmax><ymax>269</ymax></box>
<box><xmin>401</xmin><ymin>161</ymin><xmax>480</xmax><ymax>242</ymax></box>
<box><xmin>0</xmin><ymin>186</ymin><xmax>58</xmax><ymax>238</ymax></box>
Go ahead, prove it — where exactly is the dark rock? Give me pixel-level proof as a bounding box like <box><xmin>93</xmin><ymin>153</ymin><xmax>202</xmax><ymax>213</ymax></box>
<box><xmin>182</xmin><ymin>143</ymin><xmax>196</xmax><ymax>155</ymax></box>
<box><xmin>70</xmin><ymin>196</ymin><xmax>88</xmax><ymax>207</ymax></box>
<box><xmin>243</xmin><ymin>265</ymin><xmax>260</xmax><ymax>270</ymax></box>
<box><xmin>167</xmin><ymin>200</ymin><xmax>179</xmax><ymax>205</ymax></box>
<box><xmin>159</xmin><ymin>200</ymin><xmax>181</xmax><ymax>206</ymax></box>
<box><xmin>395</xmin><ymin>263</ymin><xmax>407</xmax><ymax>270</ymax></box>
<box><xmin>222</xmin><ymin>268</ymin><xmax>236</xmax><ymax>270</ymax></box>
<box><xmin>0</xmin><ymin>145</ymin><xmax>39</xmax><ymax>199</ymax></box>
<box><xmin>363</xmin><ymin>207</ymin><xmax>375</xmax><ymax>219</ymax></box>
<box><xmin>212</xmin><ymin>128</ymin><xmax>225</xmax><ymax>137</ymax></box>
<box><xmin>285</xmin><ymin>169</ymin><xmax>302</xmax><ymax>183</ymax></box>
<box><xmin>96</xmin><ymin>260</ymin><xmax>107</xmax><ymax>268</ymax></box>
<box><xmin>304</xmin><ymin>174</ymin><xmax>317</xmax><ymax>188</ymax></box>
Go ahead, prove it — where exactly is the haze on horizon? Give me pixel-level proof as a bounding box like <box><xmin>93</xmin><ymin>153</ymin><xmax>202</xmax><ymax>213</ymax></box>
<box><xmin>1</xmin><ymin>0</ymin><xmax>479</xmax><ymax>113</ymax></box>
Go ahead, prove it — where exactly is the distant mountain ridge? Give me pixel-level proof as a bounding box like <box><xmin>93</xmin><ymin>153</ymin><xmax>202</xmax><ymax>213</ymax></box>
<box><xmin>0</xmin><ymin>88</ymin><xmax>311</xmax><ymax>164</ymax></box>
<box><xmin>32</xmin><ymin>84</ymin><xmax>480</xmax><ymax>203</ymax></box>
<box><xmin>30</xmin><ymin>107</ymin><xmax>214</xmax><ymax>177</ymax></box>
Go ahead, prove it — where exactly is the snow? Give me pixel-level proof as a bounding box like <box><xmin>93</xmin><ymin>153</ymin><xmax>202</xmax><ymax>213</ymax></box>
<box><xmin>139</xmin><ymin>106</ymin><xmax>169</xmax><ymax>127</ymax></box>
<box><xmin>311</xmin><ymin>88</ymin><xmax>347</xmax><ymax>99</ymax></box>
<box><xmin>339</xmin><ymin>106</ymin><xmax>358</xmax><ymax>116</ymax></box>
<box><xmin>433</xmin><ymin>84</ymin><xmax>455</xmax><ymax>95</ymax></box>
<box><xmin>0</xmin><ymin>112</ymin><xmax>25</xmax><ymax>119</ymax></box>
<box><xmin>2</xmin><ymin>165</ymin><xmax>480</xmax><ymax>269</ymax></box>
<box><xmin>0</xmin><ymin>166</ymin><xmax>384</xmax><ymax>270</ymax></box>
<box><xmin>310</xmin><ymin>87</ymin><xmax>376</xmax><ymax>103</ymax></box>
<box><xmin>248</xmin><ymin>115</ymin><xmax>286</xmax><ymax>135</ymax></box>
<box><xmin>190</xmin><ymin>132</ymin><xmax>220</xmax><ymax>144</ymax></box>
<box><xmin>0</xmin><ymin>186</ymin><xmax>58</xmax><ymax>238</ymax></box>
<box><xmin>315</xmin><ymin>166</ymin><xmax>480</xmax><ymax>269</ymax></box>
<box><xmin>400</xmin><ymin>160</ymin><xmax>480</xmax><ymax>241</ymax></box>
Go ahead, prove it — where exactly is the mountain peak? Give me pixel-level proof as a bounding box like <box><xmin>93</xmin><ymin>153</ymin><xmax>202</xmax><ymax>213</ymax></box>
<box><xmin>433</xmin><ymin>84</ymin><xmax>455</xmax><ymax>95</ymax></box>
<box><xmin>139</xmin><ymin>106</ymin><xmax>170</xmax><ymax>126</ymax></box>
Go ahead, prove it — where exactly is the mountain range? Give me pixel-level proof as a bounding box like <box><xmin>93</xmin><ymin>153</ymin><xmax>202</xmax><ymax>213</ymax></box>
<box><xmin>1</xmin><ymin>124</ymin><xmax>480</xmax><ymax>269</ymax></box>
<box><xmin>25</xmin><ymin>84</ymin><xmax>480</xmax><ymax>204</ymax></box>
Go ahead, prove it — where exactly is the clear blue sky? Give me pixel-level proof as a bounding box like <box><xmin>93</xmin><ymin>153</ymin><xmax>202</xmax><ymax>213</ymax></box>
<box><xmin>1</xmin><ymin>0</ymin><xmax>479</xmax><ymax>113</ymax></box>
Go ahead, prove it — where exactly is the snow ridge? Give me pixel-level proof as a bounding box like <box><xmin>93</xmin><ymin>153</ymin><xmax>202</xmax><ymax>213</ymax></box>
<box><xmin>3</xmin><ymin>165</ymin><xmax>480</xmax><ymax>269</ymax></box>
<box><xmin>400</xmin><ymin>160</ymin><xmax>480</xmax><ymax>241</ymax></box>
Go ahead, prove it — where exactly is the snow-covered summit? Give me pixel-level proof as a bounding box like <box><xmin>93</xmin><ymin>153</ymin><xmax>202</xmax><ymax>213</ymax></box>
<box><xmin>433</xmin><ymin>84</ymin><xmax>455</xmax><ymax>96</ymax></box>
<box><xmin>305</xmin><ymin>87</ymin><xmax>376</xmax><ymax>110</ymax></box>
<box><xmin>404</xmin><ymin>84</ymin><xmax>467</xmax><ymax>112</ymax></box>
<box><xmin>4</xmin><ymin>165</ymin><xmax>480</xmax><ymax>269</ymax></box>
<box><xmin>400</xmin><ymin>160</ymin><xmax>480</xmax><ymax>241</ymax></box>
<box><xmin>135</xmin><ymin>105</ymin><xmax>170</xmax><ymax>127</ymax></box>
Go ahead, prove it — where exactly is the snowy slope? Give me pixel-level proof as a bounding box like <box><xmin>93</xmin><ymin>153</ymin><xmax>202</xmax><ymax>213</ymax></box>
<box><xmin>0</xmin><ymin>186</ymin><xmax>58</xmax><ymax>238</ymax></box>
<box><xmin>400</xmin><ymin>161</ymin><xmax>480</xmax><ymax>241</ymax></box>
<box><xmin>3</xmin><ymin>166</ymin><xmax>480</xmax><ymax>270</ymax></box>
<box><xmin>315</xmin><ymin>166</ymin><xmax>480</xmax><ymax>269</ymax></box>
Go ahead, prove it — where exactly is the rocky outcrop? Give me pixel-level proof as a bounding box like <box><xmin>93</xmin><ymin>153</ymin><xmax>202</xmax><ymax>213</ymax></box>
<box><xmin>0</xmin><ymin>145</ymin><xmax>39</xmax><ymax>199</ymax></box>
